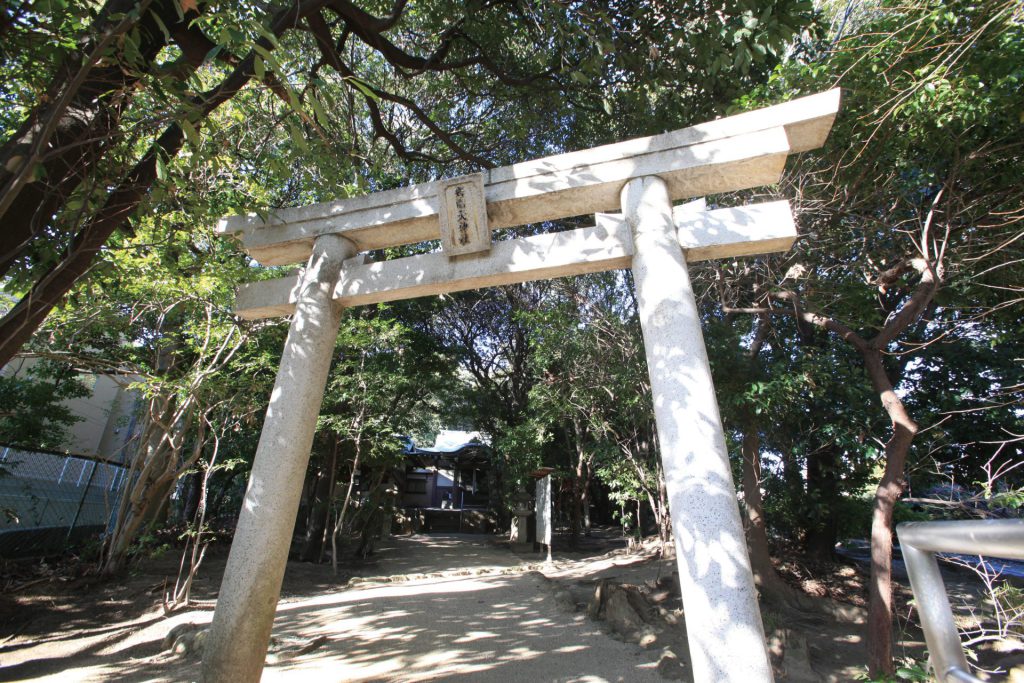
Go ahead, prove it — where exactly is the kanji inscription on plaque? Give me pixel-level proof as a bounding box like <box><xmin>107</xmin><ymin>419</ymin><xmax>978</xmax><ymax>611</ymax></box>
<box><xmin>438</xmin><ymin>172</ymin><xmax>490</xmax><ymax>256</ymax></box>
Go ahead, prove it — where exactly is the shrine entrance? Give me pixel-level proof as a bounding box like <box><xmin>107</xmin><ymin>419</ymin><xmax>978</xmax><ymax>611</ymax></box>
<box><xmin>201</xmin><ymin>90</ymin><xmax>841</xmax><ymax>683</ymax></box>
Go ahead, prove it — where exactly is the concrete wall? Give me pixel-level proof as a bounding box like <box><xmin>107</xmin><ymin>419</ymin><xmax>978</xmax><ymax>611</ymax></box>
<box><xmin>0</xmin><ymin>359</ymin><xmax>139</xmax><ymax>557</ymax></box>
<box><xmin>2</xmin><ymin>357</ymin><xmax>140</xmax><ymax>462</ymax></box>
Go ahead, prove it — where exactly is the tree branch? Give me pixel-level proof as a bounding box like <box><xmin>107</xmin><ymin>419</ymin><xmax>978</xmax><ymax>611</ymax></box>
<box><xmin>872</xmin><ymin>258</ymin><xmax>941</xmax><ymax>348</ymax></box>
<box><xmin>0</xmin><ymin>0</ymin><xmax>327</xmax><ymax>367</ymax></box>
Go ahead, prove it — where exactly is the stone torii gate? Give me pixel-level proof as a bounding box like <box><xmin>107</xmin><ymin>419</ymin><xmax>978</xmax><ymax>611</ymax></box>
<box><xmin>202</xmin><ymin>90</ymin><xmax>840</xmax><ymax>683</ymax></box>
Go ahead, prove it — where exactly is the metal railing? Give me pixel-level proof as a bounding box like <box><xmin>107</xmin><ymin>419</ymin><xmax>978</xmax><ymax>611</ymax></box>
<box><xmin>897</xmin><ymin>519</ymin><xmax>1024</xmax><ymax>683</ymax></box>
<box><xmin>0</xmin><ymin>446</ymin><xmax>128</xmax><ymax>558</ymax></box>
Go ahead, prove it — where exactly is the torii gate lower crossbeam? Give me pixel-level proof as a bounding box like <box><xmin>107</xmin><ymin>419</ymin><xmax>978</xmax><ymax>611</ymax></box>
<box><xmin>202</xmin><ymin>90</ymin><xmax>840</xmax><ymax>683</ymax></box>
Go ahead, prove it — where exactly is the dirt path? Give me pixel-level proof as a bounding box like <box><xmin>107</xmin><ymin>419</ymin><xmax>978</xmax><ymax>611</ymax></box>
<box><xmin>1</xmin><ymin>535</ymin><xmax>675</xmax><ymax>682</ymax></box>
<box><xmin>7</xmin><ymin>531</ymin><xmax>957</xmax><ymax>682</ymax></box>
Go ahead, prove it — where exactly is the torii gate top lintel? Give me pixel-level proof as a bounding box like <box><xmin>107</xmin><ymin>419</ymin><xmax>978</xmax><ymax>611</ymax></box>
<box><xmin>216</xmin><ymin>89</ymin><xmax>840</xmax><ymax>267</ymax></box>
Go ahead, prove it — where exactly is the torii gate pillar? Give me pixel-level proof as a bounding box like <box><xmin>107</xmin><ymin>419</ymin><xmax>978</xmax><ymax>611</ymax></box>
<box><xmin>202</xmin><ymin>233</ymin><xmax>356</xmax><ymax>682</ymax></box>
<box><xmin>625</xmin><ymin>176</ymin><xmax>772</xmax><ymax>681</ymax></box>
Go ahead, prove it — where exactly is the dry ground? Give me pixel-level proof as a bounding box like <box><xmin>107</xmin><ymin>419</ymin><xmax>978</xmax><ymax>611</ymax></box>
<box><xmin>0</xmin><ymin>531</ymin><xmax>1010</xmax><ymax>682</ymax></box>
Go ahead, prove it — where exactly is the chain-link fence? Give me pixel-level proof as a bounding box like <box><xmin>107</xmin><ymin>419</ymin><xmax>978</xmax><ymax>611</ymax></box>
<box><xmin>0</xmin><ymin>446</ymin><xmax>128</xmax><ymax>558</ymax></box>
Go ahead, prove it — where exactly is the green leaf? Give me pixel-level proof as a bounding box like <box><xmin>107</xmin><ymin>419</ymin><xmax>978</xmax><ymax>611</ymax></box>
<box><xmin>204</xmin><ymin>44</ymin><xmax>223</xmax><ymax>64</ymax></box>
<box><xmin>150</xmin><ymin>11</ymin><xmax>171</xmax><ymax>42</ymax></box>
<box><xmin>255</xmin><ymin>24</ymin><xmax>281</xmax><ymax>50</ymax></box>
<box><xmin>309</xmin><ymin>94</ymin><xmax>329</xmax><ymax>126</ymax></box>
<box><xmin>287</xmin><ymin>121</ymin><xmax>308</xmax><ymax>152</ymax></box>
<box><xmin>345</xmin><ymin>76</ymin><xmax>379</xmax><ymax>101</ymax></box>
<box><xmin>155</xmin><ymin>152</ymin><xmax>167</xmax><ymax>181</ymax></box>
<box><xmin>181</xmin><ymin>119</ymin><xmax>200</xmax><ymax>148</ymax></box>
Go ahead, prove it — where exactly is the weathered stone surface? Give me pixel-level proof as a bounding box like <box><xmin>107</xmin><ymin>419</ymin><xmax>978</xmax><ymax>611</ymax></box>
<box><xmin>657</xmin><ymin>648</ymin><xmax>691</xmax><ymax>681</ymax></box>
<box><xmin>587</xmin><ymin>580</ymin><xmax>606</xmax><ymax>619</ymax></box>
<box><xmin>767</xmin><ymin>628</ymin><xmax>819</xmax><ymax>682</ymax></box>
<box><xmin>782</xmin><ymin>634</ymin><xmax>817</xmax><ymax>682</ymax></box>
<box><xmin>586</xmin><ymin>578</ymin><xmax>667</xmax><ymax>646</ymax></box>
<box><xmin>162</xmin><ymin>622</ymin><xmax>198</xmax><ymax>651</ymax></box>
<box><xmin>535</xmin><ymin>474</ymin><xmax>552</xmax><ymax>550</ymax></box>
<box><xmin>626</xmin><ymin>175</ymin><xmax>772</xmax><ymax>682</ymax></box>
<box><xmin>202</xmin><ymin>234</ymin><xmax>356</xmax><ymax>683</ymax></box>
<box><xmin>234</xmin><ymin>200</ymin><xmax>797</xmax><ymax>320</ymax></box>
<box><xmin>264</xmin><ymin>634</ymin><xmax>329</xmax><ymax>664</ymax></box>
<box><xmin>638</xmin><ymin>627</ymin><xmax>660</xmax><ymax>649</ymax></box>
<box><xmin>605</xmin><ymin>589</ymin><xmax>644</xmax><ymax>638</ymax></box>
<box><xmin>553</xmin><ymin>588</ymin><xmax>576</xmax><ymax>609</ymax></box>
<box><xmin>163</xmin><ymin>624</ymin><xmax>209</xmax><ymax>658</ymax></box>
<box><xmin>217</xmin><ymin>90</ymin><xmax>838</xmax><ymax>267</ymax></box>
<box><xmin>660</xmin><ymin>608</ymin><xmax>681</xmax><ymax>626</ymax></box>
<box><xmin>438</xmin><ymin>173</ymin><xmax>490</xmax><ymax>256</ymax></box>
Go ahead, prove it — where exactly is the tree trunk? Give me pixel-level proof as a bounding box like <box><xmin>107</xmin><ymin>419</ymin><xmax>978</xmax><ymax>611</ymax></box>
<box><xmin>0</xmin><ymin>0</ymin><xmax>179</xmax><ymax>273</ymax></box>
<box><xmin>569</xmin><ymin>420</ymin><xmax>585</xmax><ymax>546</ymax></box>
<box><xmin>102</xmin><ymin>398</ymin><xmax>206</xmax><ymax>574</ymax></box>
<box><xmin>781</xmin><ymin>448</ymin><xmax>804</xmax><ymax>505</ymax></box>
<box><xmin>169</xmin><ymin>436</ymin><xmax>219</xmax><ymax>609</ymax></box>
<box><xmin>804</xmin><ymin>444</ymin><xmax>841</xmax><ymax>562</ymax></box>
<box><xmin>0</xmin><ymin>120</ymin><xmax>186</xmax><ymax>366</ymax></box>
<box><xmin>657</xmin><ymin>467</ymin><xmax>671</xmax><ymax>548</ymax></box>
<box><xmin>299</xmin><ymin>465</ymin><xmax>330</xmax><ymax>561</ymax></box>
<box><xmin>300</xmin><ymin>437</ymin><xmax>338</xmax><ymax>562</ymax></box>
<box><xmin>728</xmin><ymin>269</ymin><xmax>938</xmax><ymax>674</ymax></box>
<box><xmin>0</xmin><ymin>0</ymin><xmax>310</xmax><ymax>367</ymax></box>
<box><xmin>207</xmin><ymin>470</ymin><xmax>240</xmax><ymax>519</ymax></box>
<box><xmin>102</xmin><ymin>412</ymin><xmax>165</xmax><ymax>573</ymax></box>
<box><xmin>581</xmin><ymin>458</ymin><xmax>592</xmax><ymax>536</ymax></box>
<box><xmin>356</xmin><ymin>467</ymin><xmax>389</xmax><ymax>558</ymax></box>
<box><xmin>330</xmin><ymin>445</ymin><xmax>361</xmax><ymax>575</ymax></box>
<box><xmin>741</xmin><ymin>427</ymin><xmax>790</xmax><ymax>597</ymax></box>
<box><xmin>182</xmin><ymin>471</ymin><xmax>202</xmax><ymax>524</ymax></box>
<box><xmin>569</xmin><ymin>478</ymin><xmax>581</xmax><ymax>545</ymax></box>
<box><xmin>864</xmin><ymin>349</ymin><xmax>918</xmax><ymax>679</ymax></box>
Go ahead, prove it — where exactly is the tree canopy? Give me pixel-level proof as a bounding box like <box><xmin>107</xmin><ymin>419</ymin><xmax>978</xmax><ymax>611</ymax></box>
<box><xmin>1</xmin><ymin>0</ymin><xmax>1022</xmax><ymax>678</ymax></box>
<box><xmin>0</xmin><ymin>0</ymin><xmax>816</xmax><ymax>364</ymax></box>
